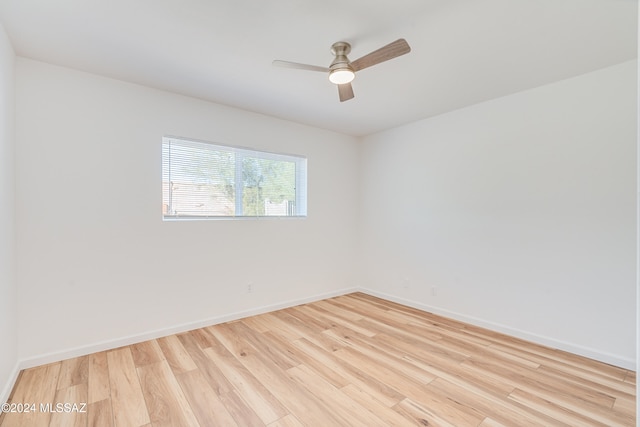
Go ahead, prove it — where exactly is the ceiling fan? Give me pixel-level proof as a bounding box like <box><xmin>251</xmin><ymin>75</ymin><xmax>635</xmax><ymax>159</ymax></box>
<box><xmin>273</xmin><ymin>38</ymin><xmax>411</xmax><ymax>102</ymax></box>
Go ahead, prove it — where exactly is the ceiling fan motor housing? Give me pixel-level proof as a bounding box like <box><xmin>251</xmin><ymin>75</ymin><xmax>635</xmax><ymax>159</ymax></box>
<box><xmin>329</xmin><ymin>41</ymin><xmax>355</xmax><ymax>84</ymax></box>
<box><xmin>330</xmin><ymin>42</ymin><xmax>353</xmax><ymax>71</ymax></box>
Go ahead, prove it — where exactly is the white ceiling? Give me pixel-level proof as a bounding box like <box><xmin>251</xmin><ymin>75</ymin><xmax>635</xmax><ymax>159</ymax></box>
<box><xmin>0</xmin><ymin>0</ymin><xmax>637</xmax><ymax>136</ymax></box>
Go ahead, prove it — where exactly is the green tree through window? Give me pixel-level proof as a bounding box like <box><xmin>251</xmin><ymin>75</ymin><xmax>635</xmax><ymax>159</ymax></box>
<box><xmin>242</xmin><ymin>157</ymin><xmax>296</xmax><ymax>216</ymax></box>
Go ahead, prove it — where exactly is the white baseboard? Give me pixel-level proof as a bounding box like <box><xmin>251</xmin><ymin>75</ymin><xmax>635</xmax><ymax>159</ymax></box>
<box><xmin>0</xmin><ymin>361</ymin><xmax>21</xmax><ymax>405</ymax></box>
<box><xmin>360</xmin><ymin>288</ymin><xmax>636</xmax><ymax>370</ymax></box>
<box><xmin>18</xmin><ymin>287</ymin><xmax>359</xmax><ymax>371</ymax></box>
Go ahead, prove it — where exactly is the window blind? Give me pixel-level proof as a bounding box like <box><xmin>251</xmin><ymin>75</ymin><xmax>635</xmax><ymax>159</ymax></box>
<box><xmin>162</xmin><ymin>137</ymin><xmax>307</xmax><ymax>218</ymax></box>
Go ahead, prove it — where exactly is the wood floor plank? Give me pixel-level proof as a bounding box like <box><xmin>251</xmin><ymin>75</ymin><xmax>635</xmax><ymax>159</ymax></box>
<box><xmin>287</xmin><ymin>364</ymin><xmax>389</xmax><ymax>427</ymax></box>
<box><xmin>536</xmin><ymin>363</ymin><xmax>635</xmax><ymax>402</ymax></box>
<box><xmin>307</xmin><ymin>304</ymin><xmax>377</xmax><ymax>337</ymax></box>
<box><xmin>223</xmin><ymin>340</ymin><xmax>348</xmax><ymax>427</ymax></box>
<box><xmin>364</xmin><ymin>321</ymin><xmax>471</xmax><ymax>363</ymax></box>
<box><xmin>88</xmin><ymin>352</ymin><xmax>110</xmax><ymax>404</ymax></box>
<box><xmin>175</xmin><ymin>369</ymin><xmax>239</xmax><ymax>427</ymax></box>
<box><xmin>206</xmin><ymin>322</ymin><xmax>257</xmax><ymax>360</ymax></box>
<box><xmin>350</xmin><ymin>293</ymin><xmax>467</xmax><ymax>330</ymax></box>
<box><xmin>48</xmin><ymin>383</ymin><xmax>88</xmax><ymax>427</ymax></box>
<box><xmin>0</xmin><ymin>363</ymin><xmax>61</xmax><ymax>427</ymax></box>
<box><xmin>106</xmin><ymin>347</ymin><xmax>150</xmax><ymax>427</ymax></box>
<box><xmin>624</xmin><ymin>370</ymin><xmax>636</xmax><ymax>385</ymax></box>
<box><xmin>291</xmin><ymin>337</ymin><xmax>405</xmax><ymax>407</ymax></box>
<box><xmin>360</xmin><ymin>308</ymin><xmax>446</xmax><ymax>342</ymax></box>
<box><xmin>241</xmin><ymin>315</ymin><xmax>272</xmax><ymax>333</ymax></box>
<box><xmin>130</xmin><ymin>339</ymin><xmax>165</xmax><ymax>367</ymax></box>
<box><xmin>248</xmin><ymin>312</ymin><xmax>305</xmax><ymax>342</ymax></box>
<box><xmin>190</xmin><ymin>327</ymin><xmax>219</xmax><ymax>349</ymax></box>
<box><xmin>270</xmin><ymin>307</ymin><xmax>327</xmax><ymax>335</ymax></box>
<box><xmin>323</xmin><ymin>326</ymin><xmax>438</xmax><ymax>386</ymax></box>
<box><xmin>413</xmin><ymin>381</ymin><xmax>486</xmax><ymax>427</ymax></box>
<box><xmin>285</xmin><ymin>307</ymin><xmax>348</xmax><ymax>352</ymax></box>
<box><xmin>286</xmin><ymin>338</ymin><xmax>351</xmax><ymax>389</ymax></box>
<box><xmin>137</xmin><ymin>360</ymin><xmax>200</xmax><ymax>427</ymax></box>
<box><xmin>157</xmin><ymin>334</ymin><xmax>197</xmax><ymax>375</ymax></box>
<box><xmin>56</xmin><ymin>356</ymin><xmax>88</xmax><ymax>390</ymax></box>
<box><xmin>393</xmin><ymin>397</ymin><xmax>458</xmax><ymax>427</ymax></box>
<box><xmin>463</xmin><ymin>356</ymin><xmax>621</xmax><ymax>414</ymax></box>
<box><xmin>489</xmin><ymin>340</ymin><xmax>627</xmax><ymax>383</ymax></box>
<box><xmin>218</xmin><ymin>389</ymin><xmax>266</xmax><ymax>427</ymax></box>
<box><xmin>427</xmin><ymin>376</ymin><xmax>561</xmax><ymax>427</ymax></box>
<box><xmin>87</xmin><ymin>399</ymin><xmax>114</xmax><ymax>427</ymax></box>
<box><xmin>410</xmin><ymin>351</ymin><xmax>556</xmax><ymax>425</ymax></box>
<box><xmin>508</xmin><ymin>388</ymin><xmax>618</xmax><ymax>427</ymax></box>
<box><xmin>373</xmin><ymin>332</ymin><xmax>517</xmax><ymax>397</ymax></box>
<box><xmin>267</xmin><ymin>414</ymin><xmax>305</xmax><ymax>427</ymax></box>
<box><xmin>2</xmin><ymin>293</ymin><xmax>636</xmax><ymax>427</ymax></box>
<box><xmin>479</xmin><ymin>417</ymin><xmax>510</xmax><ymax>427</ymax></box>
<box><xmin>213</xmin><ymin>321</ymin><xmax>300</xmax><ymax>371</ymax></box>
<box><xmin>536</xmin><ymin>363</ymin><xmax>636</xmax><ymax>396</ymax></box>
<box><xmin>270</xmin><ymin>309</ymin><xmax>339</xmax><ymax>350</ymax></box>
<box><xmin>340</xmin><ymin>383</ymin><xmax>416</xmax><ymax>426</ymax></box>
<box><xmin>289</xmin><ymin>304</ymin><xmax>337</xmax><ymax>330</ymax></box>
<box><xmin>203</xmin><ymin>345</ymin><xmax>288</xmax><ymax>424</ymax></box>
<box><xmin>177</xmin><ymin>331</ymin><xmax>234</xmax><ymax>395</ymax></box>
<box><xmin>313</xmin><ymin>299</ymin><xmax>366</xmax><ymax>322</ymax></box>
<box><xmin>333</xmin><ymin>345</ymin><xmax>435</xmax><ymax>404</ymax></box>
<box><xmin>613</xmin><ymin>395</ymin><xmax>636</xmax><ymax>417</ymax></box>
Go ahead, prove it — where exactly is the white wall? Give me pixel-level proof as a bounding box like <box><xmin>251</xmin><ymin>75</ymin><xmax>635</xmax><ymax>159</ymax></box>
<box><xmin>360</xmin><ymin>61</ymin><xmax>637</xmax><ymax>369</ymax></box>
<box><xmin>15</xmin><ymin>59</ymin><xmax>360</xmax><ymax>363</ymax></box>
<box><xmin>11</xmin><ymin>56</ymin><xmax>637</xmax><ymax>371</ymax></box>
<box><xmin>0</xmin><ymin>23</ymin><xmax>17</xmax><ymax>402</ymax></box>
<box><xmin>636</xmin><ymin>5</ymin><xmax>639</xmax><ymax>414</ymax></box>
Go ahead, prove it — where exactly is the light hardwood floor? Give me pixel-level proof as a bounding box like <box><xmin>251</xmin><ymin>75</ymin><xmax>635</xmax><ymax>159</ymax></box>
<box><xmin>1</xmin><ymin>292</ymin><xmax>635</xmax><ymax>426</ymax></box>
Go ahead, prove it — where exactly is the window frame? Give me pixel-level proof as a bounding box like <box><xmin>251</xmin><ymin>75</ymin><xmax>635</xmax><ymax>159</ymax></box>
<box><xmin>162</xmin><ymin>136</ymin><xmax>307</xmax><ymax>220</ymax></box>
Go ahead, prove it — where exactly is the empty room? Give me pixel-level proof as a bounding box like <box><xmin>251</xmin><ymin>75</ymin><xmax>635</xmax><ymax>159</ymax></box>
<box><xmin>0</xmin><ymin>0</ymin><xmax>637</xmax><ymax>426</ymax></box>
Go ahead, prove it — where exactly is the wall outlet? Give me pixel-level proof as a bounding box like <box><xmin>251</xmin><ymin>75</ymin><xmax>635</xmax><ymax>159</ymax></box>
<box><xmin>431</xmin><ymin>286</ymin><xmax>437</xmax><ymax>296</ymax></box>
<box><xmin>247</xmin><ymin>282</ymin><xmax>253</xmax><ymax>293</ymax></box>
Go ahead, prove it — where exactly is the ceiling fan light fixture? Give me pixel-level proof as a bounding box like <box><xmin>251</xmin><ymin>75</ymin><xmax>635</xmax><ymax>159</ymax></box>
<box><xmin>273</xmin><ymin>38</ymin><xmax>410</xmax><ymax>101</ymax></box>
<box><xmin>329</xmin><ymin>68</ymin><xmax>355</xmax><ymax>85</ymax></box>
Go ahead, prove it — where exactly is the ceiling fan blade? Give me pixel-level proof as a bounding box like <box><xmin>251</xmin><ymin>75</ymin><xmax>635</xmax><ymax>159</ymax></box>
<box><xmin>350</xmin><ymin>38</ymin><xmax>411</xmax><ymax>72</ymax></box>
<box><xmin>272</xmin><ymin>60</ymin><xmax>330</xmax><ymax>73</ymax></box>
<box><xmin>337</xmin><ymin>83</ymin><xmax>354</xmax><ymax>102</ymax></box>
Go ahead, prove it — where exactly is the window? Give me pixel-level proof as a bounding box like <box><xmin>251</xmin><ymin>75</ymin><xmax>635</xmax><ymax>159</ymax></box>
<box><xmin>162</xmin><ymin>136</ymin><xmax>307</xmax><ymax>219</ymax></box>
